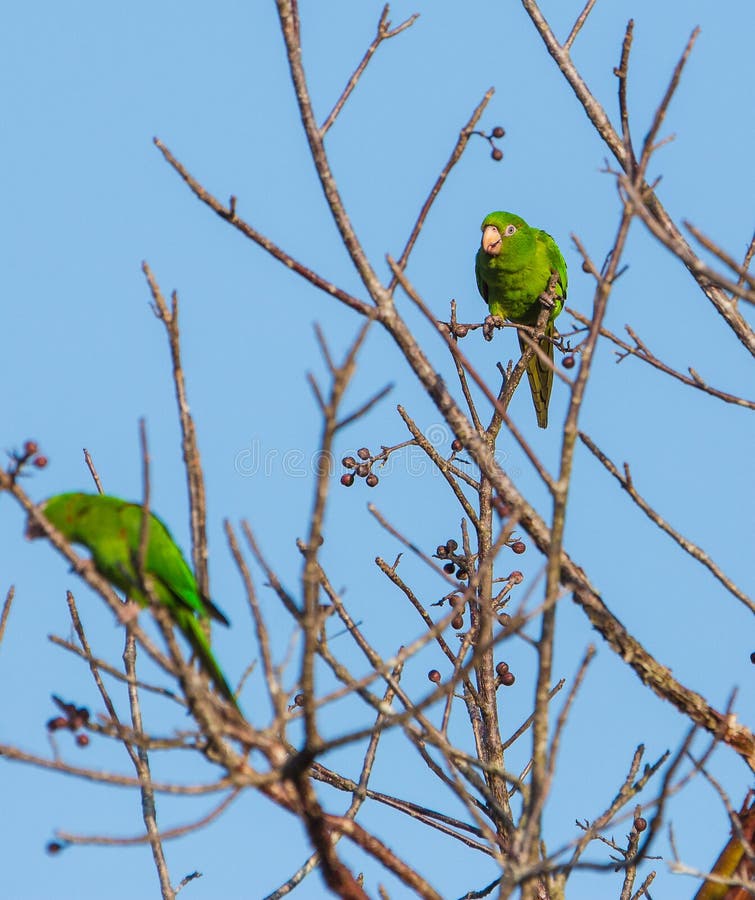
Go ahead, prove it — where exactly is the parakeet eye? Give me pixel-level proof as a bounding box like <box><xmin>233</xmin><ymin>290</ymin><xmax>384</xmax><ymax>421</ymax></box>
<box><xmin>504</xmin><ymin>224</ymin><xmax>517</xmax><ymax>237</ymax></box>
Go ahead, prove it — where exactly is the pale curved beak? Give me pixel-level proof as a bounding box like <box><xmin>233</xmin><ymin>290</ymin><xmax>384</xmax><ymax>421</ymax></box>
<box><xmin>481</xmin><ymin>224</ymin><xmax>502</xmax><ymax>256</ymax></box>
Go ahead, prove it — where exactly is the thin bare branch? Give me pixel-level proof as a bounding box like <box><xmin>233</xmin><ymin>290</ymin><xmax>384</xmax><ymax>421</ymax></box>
<box><xmin>389</xmin><ymin>88</ymin><xmax>494</xmax><ymax>292</ymax></box>
<box><xmin>320</xmin><ymin>5</ymin><xmax>420</xmax><ymax>137</ymax></box>
<box><xmin>579</xmin><ymin>431</ymin><xmax>753</xmax><ymax>613</ymax></box>
<box><xmin>82</xmin><ymin>448</ymin><xmax>105</xmax><ymax>494</ymax></box>
<box><xmin>568</xmin><ymin>307</ymin><xmax>755</xmax><ymax>409</ymax></box>
<box><xmin>0</xmin><ymin>586</ymin><xmax>15</xmax><ymax>649</ymax></box>
<box><xmin>153</xmin><ymin>138</ymin><xmax>372</xmax><ymax>317</ymax></box>
<box><xmin>563</xmin><ymin>0</ymin><xmax>598</xmax><ymax>52</ymax></box>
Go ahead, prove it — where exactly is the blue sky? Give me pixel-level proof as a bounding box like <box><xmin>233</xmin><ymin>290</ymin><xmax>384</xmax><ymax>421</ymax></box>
<box><xmin>2</xmin><ymin>1</ymin><xmax>753</xmax><ymax>898</ymax></box>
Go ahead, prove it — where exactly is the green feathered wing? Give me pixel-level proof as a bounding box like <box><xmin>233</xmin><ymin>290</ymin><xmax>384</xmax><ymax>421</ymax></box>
<box><xmin>475</xmin><ymin>211</ymin><xmax>567</xmax><ymax>428</ymax></box>
<box><xmin>38</xmin><ymin>492</ymin><xmax>239</xmax><ymax>710</ymax></box>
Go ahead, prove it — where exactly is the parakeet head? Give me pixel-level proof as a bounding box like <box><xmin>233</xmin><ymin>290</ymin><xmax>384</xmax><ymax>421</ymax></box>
<box><xmin>479</xmin><ymin>211</ymin><xmax>533</xmax><ymax>260</ymax></box>
<box><xmin>25</xmin><ymin>493</ymin><xmax>84</xmax><ymax>541</ymax></box>
<box><xmin>26</xmin><ymin>499</ymin><xmax>52</xmax><ymax>540</ymax></box>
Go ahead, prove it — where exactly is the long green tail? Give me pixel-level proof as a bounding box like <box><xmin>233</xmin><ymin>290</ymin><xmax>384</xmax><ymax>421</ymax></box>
<box><xmin>518</xmin><ymin>321</ymin><xmax>555</xmax><ymax>429</ymax></box>
<box><xmin>175</xmin><ymin>609</ymin><xmax>240</xmax><ymax>712</ymax></box>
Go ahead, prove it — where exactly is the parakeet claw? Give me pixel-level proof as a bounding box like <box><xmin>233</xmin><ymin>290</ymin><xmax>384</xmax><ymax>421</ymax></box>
<box><xmin>483</xmin><ymin>314</ymin><xmax>505</xmax><ymax>342</ymax></box>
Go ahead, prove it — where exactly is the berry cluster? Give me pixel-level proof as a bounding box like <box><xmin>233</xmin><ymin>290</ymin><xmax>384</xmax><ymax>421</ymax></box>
<box><xmin>495</xmin><ymin>660</ymin><xmax>516</xmax><ymax>688</ymax></box>
<box><xmin>476</xmin><ymin>125</ymin><xmax>506</xmax><ymax>161</ymax></box>
<box><xmin>7</xmin><ymin>439</ymin><xmax>48</xmax><ymax>480</ymax></box>
<box><xmin>47</xmin><ymin>695</ymin><xmax>90</xmax><ymax>748</ymax></box>
<box><xmin>450</xmin><ymin>595</ymin><xmax>466</xmax><ymax>631</ymax></box>
<box><xmin>429</xmin><ymin>659</ymin><xmax>517</xmax><ymax>690</ymax></box>
<box><xmin>436</xmin><ymin>538</ymin><xmax>470</xmax><ymax>581</ymax></box>
<box><xmin>340</xmin><ymin>447</ymin><xmax>379</xmax><ymax>488</ymax></box>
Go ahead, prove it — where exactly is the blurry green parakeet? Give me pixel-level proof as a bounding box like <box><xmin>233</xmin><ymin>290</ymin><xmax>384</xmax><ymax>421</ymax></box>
<box><xmin>29</xmin><ymin>492</ymin><xmax>239</xmax><ymax>710</ymax></box>
<box><xmin>475</xmin><ymin>210</ymin><xmax>567</xmax><ymax>428</ymax></box>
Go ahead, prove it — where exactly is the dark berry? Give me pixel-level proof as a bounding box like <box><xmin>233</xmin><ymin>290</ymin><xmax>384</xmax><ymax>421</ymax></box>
<box><xmin>75</xmin><ymin>733</ymin><xmax>90</xmax><ymax>748</ymax></box>
<box><xmin>428</xmin><ymin>669</ymin><xmax>441</xmax><ymax>683</ymax></box>
<box><xmin>46</xmin><ymin>716</ymin><xmax>68</xmax><ymax>732</ymax></box>
<box><xmin>499</xmin><ymin>613</ymin><xmax>512</xmax><ymax>627</ymax></box>
<box><xmin>24</xmin><ymin>440</ymin><xmax>39</xmax><ymax>456</ymax></box>
<box><xmin>443</xmin><ymin>562</ymin><xmax>456</xmax><ymax>574</ymax></box>
<box><xmin>456</xmin><ymin>569</ymin><xmax>468</xmax><ymax>580</ymax></box>
<box><xmin>365</xmin><ymin>473</ymin><xmax>379</xmax><ymax>488</ymax></box>
<box><xmin>446</xmin><ymin>539</ymin><xmax>458</xmax><ymax>552</ymax></box>
<box><xmin>357</xmin><ymin>447</ymin><xmax>370</xmax><ymax>460</ymax></box>
<box><xmin>634</xmin><ymin>816</ymin><xmax>647</xmax><ymax>832</ymax></box>
<box><xmin>293</xmin><ymin>693</ymin><xmax>305</xmax><ymax>707</ymax></box>
<box><xmin>582</xmin><ymin>260</ymin><xmax>591</xmax><ymax>273</ymax></box>
<box><xmin>436</xmin><ymin>545</ymin><xmax>448</xmax><ymax>558</ymax></box>
<box><xmin>511</xmin><ymin>541</ymin><xmax>526</xmax><ymax>555</ymax></box>
<box><xmin>501</xmin><ymin>671</ymin><xmax>515</xmax><ymax>686</ymax></box>
<box><xmin>491</xmin><ymin>147</ymin><xmax>503</xmax><ymax>161</ymax></box>
<box><xmin>451</xmin><ymin>439</ymin><xmax>463</xmax><ymax>453</ymax></box>
<box><xmin>451</xmin><ymin>614</ymin><xmax>464</xmax><ymax>630</ymax></box>
<box><xmin>496</xmin><ymin>662</ymin><xmax>509</xmax><ymax>676</ymax></box>
<box><xmin>750</xmin><ymin>652</ymin><xmax>755</xmax><ymax>664</ymax></box>
<box><xmin>562</xmin><ymin>355</ymin><xmax>575</xmax><ymax>369</ymax></box>
<box><xmin>509</xmin><ymin>571</ymin><xmax>524</xmax><ymax>584</ymax></box>
<box><xmin>342</xmin><ymin>456</ymin><xmax>357</xmax><ymax>469</ymax></box>
<box><xmin>356</xmin><ymin>464</ymin><xmax>370</xmax><ymax>478</ymax></box>
<box><xmin>33</xmin><ymin>456</ymin><xmax>48</xmax><ymax>468</ymax></box>
<box><xmin>492</xmin><ymin>126</ymin><xmax>505</xmax><ymax>138</ymax></box>
<box><xmin>46</xmin><ymin>842</ymin><xmax>63</xmax><ymax>855</ymax></box>
<box><xmin>340</xmin><ymin>473</ymin><xmax>355</xmax><ymax>487</ymax></box>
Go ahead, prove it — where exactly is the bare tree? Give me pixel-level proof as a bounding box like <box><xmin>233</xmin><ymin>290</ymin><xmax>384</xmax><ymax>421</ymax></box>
<box><xmin>2</xmin><ymin>2</ymin><xmax>753</xmax><ymax>898</ymax></box>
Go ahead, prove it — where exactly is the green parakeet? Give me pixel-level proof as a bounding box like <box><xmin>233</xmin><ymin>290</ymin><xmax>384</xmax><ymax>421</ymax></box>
<box><xmin>475</xmin><ymin>210</ymin><xmax>567</xmax><ymax>428</ymax></box>
<box><xmin>28</xmin><ymin>492</ymin><xmax>239</xmax><ymax>710</ymax></box>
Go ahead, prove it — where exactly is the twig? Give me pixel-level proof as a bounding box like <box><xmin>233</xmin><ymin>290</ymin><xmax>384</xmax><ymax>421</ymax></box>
<box><xmin>124</xmin><ymin>627</ymin><xmax>174</xmax><ymax>899</ymax></box>
<box><xmin>0</xmin><ymin>586</ymin><xmax>15</xmax><ymax>649</ymax></box>
<box><xmin>0</xmin><ymin>742</ymin><xmax>236</xmax><ymax>793</ymax></box>
<box><xmin>684</xmin><ymin>221</ymin><xmax>755</xmax><ymax>292</ymax></box>
<box><xmin>57</xmin><ymin>790</ymin><xmax>241</xmax><ymax>848</ymax></box>
<box><xmin>579</xmin><ymin>431</ymin><xmax>753</xmax><ymax>613</ymax></box>
<box><xmin>225</xmin><ymin>520</ymin><xmax>279</xmax><ymax>714</ymax></box>
<box><xmin>49</xmin><ymin>634</ymin><xmax>182</xmax><ymax>701</ymax></box>
<box><xmin>143</xmin><ymin>264</ymin><xmax>210</xmax><ymax>596</ymax></box>
<box><xmin>82</xmin><ymin>449</ymin><xmax>104</xmax><ymax>494</ymax></box>
<box><xmin>396</xmin><ymin>405</ymin><xmax>479</xmax><ymax>526</ymax></box>
<box><xmin>615</xmin><ymin>20</ymin><xmax>636</xmax><ymax>170</ymax></box>
<box><xmin>153</xmin><ymin>139</ymin><xmax>372</xmax><ymax>317</ymax></box>
<box><xmin>567</xmin><ymin>307</ymin><xmax>755</xmax><ymax>409</ymax></box>
<box><xmin>563</xmin><ymin>0</ymin><xmax>598</xmax><ymax>52</ymax></box>
<box><xmin>388</xmin><ymin>88</ymin><xmax>494</xmax><ymax>292</ymax></box>
<box><xmin>619</xmin><ymin>175</ymin><xmax>755</xmax><ymax>306</ymax></box>
<box><xmin>635</xmin><ymin>28</ymin><xmax>699</xmax><ymax>184</ymax></box>
<box><xmin>320</xmin><ymin>6</ymin><xmax>420</xmax><ymax>137</ymax></box>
